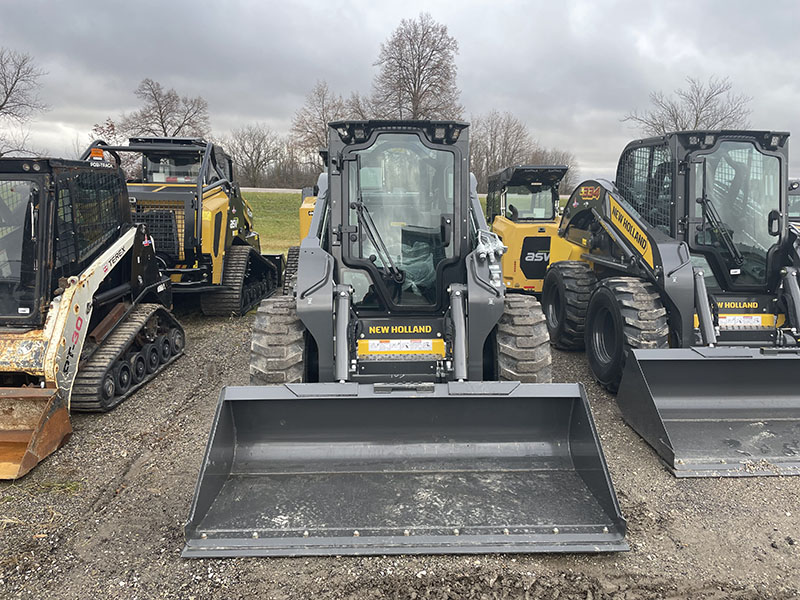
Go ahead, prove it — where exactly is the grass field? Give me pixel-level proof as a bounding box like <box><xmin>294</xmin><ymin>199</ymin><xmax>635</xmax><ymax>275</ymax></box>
<box><xmin>244</xmin><ymin>191</ymin><xmax>490</xmax><ymax>255</ymax></box>
<box><xmin>244</xmin><ymin>192</ymin><xmax>303</xmax><ymax>254</ymax></box>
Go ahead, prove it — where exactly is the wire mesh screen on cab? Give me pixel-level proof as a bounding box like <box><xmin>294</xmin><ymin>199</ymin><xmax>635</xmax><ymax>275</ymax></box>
<box><xmin>616</xmin><ymin>144</ymin><xmax>674</xmax><ymax>235</ymax></box>
<box><xmin>55</xmin><ymin>169</ymin><xmax>128</xmax><ymax>268</ymax></box>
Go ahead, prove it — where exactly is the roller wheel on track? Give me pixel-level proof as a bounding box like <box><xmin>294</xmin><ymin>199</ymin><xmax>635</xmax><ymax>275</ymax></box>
<box><xmin>131</xmin><ymin>353</ymin><xmax>147</xmax><ymax>385</ymax></box>
<box><xmin>156</xmin><ymin>334</ymin><xmax>171</xmax><ymax>363</ymax></box>
<box><xmin>169</xmin><ymin>327</ymin><xmax>185</xmax><ymax>355</ymax></box>
<box><xmin>585</xmin><ymin>277</ymin><xmax>669</xmax><ymax>393</ymax></box>
<box><xmin>250</xmin><ymin>295</ymin><xmax>305</xmax><ymax>385</ymax></box>
<box><xmin>200</xmin><ymin>245</ymin><xmax>275</xmax><ymax>317</ymax></box>
<box><xmin>114</xmin><ymin>361</ymin><xmax>132</xmax><ymax>395</ymax></box>
<box><xmin>283</xmin><ymin>246</ymin><xmax>300</xmax><ymax>295</ymax></box>
<box><xmin>496</xmin><ymin>294</ymin><xmax>552</xmax><ymax>383</ymax></box>
<box><xmin>542</xmin><ymin>261</ymin><xmax>597</xmax><ymax>350</ymax></box>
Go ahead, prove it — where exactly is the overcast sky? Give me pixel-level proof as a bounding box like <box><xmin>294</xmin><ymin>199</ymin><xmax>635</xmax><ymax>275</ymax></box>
<box><xmin>2</xmin><ymin>0</ymin><xmax>799</xmax><ymax>179</ymax></box>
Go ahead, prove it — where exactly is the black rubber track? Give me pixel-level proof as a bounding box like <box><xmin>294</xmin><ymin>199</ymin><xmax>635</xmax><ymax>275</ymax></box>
<box><xmin>71</xmin><ymin>303</ymin><xmax>184</xmax><ymax>412</ymax></box>
<box><xmin>200</xmin><ymin>245</ymin><xmax>278</xmax><ymax>317</ymax></box>
<box><xmin>585</xmin><ymin>276</ymin><xmax>669</xmax><ymax>393</ymax></box>
<box><xmin>249</xmin><ymin>295</ymin><xmax>304</xmax><ymax>385</ymax></box>
<box><xmin>542</xmin><ymin>261</ymin><xmax>597</xmax><ymax>350</ymax></box>
<box><xmin>282</xmin><ymin>245</ymin><xmax>300</xmax><ymax>296</ymax></box>
<box><xmin>496</xmin><ymin>294</ymin><xmax>552</xmax><ymax>384</ymax></box>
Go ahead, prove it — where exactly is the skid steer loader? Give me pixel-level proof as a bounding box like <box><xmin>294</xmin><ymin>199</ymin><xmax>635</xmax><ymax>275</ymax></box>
<box><xmin>538</xmin><ymin>130</ymin><xmax>800</xmax><ymax>477</ymax></box>
<box><xmin>485</xmin><ymin>165</ymin><xmax>570</xmax><ymax>292</ymax></box>
<box><xmin>81</xmin><ymin>138</ymin><xmax>282</xmax><ymax>316</ymax></box>
<box><xmin>0</xmin><ymin>156</ymin><xmax>184</xmax><ymax>479</ymax></box>
<box><xmin>183</xmin><ymin>120</ymin><xmax>626</xmax><ymax>557</ymax></box>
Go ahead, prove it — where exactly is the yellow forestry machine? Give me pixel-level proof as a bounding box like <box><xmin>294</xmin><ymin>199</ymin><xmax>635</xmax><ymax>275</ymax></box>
<box><xmin>0</xmin><ymin>156</ymin><xmax>183</xmax><ymax>479</ymax></box>
<box><xmin>536</xmin><ymin>130</ymin><xmax>800</xmax><ymax>477</ymax></box>
<box><xmin>82</xmin><ymin>138</ymin><xmax>282</xmax><ymax>315</ymax></box>
<box><xmin>183</xmin><ymin>120</ymin><xmax>626</xmax><ymax>557</ymax></box>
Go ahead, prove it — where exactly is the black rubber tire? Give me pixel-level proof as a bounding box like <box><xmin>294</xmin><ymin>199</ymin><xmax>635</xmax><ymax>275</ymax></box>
<box><xmin>156</xmin><ymin>334</ymin><xmax>171</xmax><ymax>364</ymax></box>
<box><xmin>144</xmin><ymin>343</ymin><xmax>160</xmax><ymax>375</ymax></box>
<box><xmin>585</xmin><ymin>277</ymin><xmax>669</xmax><ymax>393</ymax></box>
<box><xmin>114</xmin><ymin>362</ymin><xmax>132</xmax><ymax>396</ymax></box>
<box><xmin>130</xmin><ymin>353</ymin><xmax>147</xmax><ymax>385</ymax></box>
<box><xmin>283</xmin><ymin>246</ymin><xmax>300</xmax><ymax>296</ymax></box>
<box><xmin>542</xmin><ymin>261</ymin><xmax>597</xmax><ymax>350</ymax></box>
<box><xmin>496</xmin><ymin>294</ymin><xmax>552</xmax><ymax>383</ymax></box>
<box><xmin>250</xmin><ymin>295</ymin><xmax>305</xmax><ymax>385</ymax></box>
<box><xmin>168</xmin><ymin>327</ymin><xmax>185</xmax><ymax>355</ymax></box>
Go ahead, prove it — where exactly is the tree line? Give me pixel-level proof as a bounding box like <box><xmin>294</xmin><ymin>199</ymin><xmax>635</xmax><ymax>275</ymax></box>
<box><xmin>0</xmin><ymin>13</ymin><xmax>752</xmax><ymax>194</ymax></box>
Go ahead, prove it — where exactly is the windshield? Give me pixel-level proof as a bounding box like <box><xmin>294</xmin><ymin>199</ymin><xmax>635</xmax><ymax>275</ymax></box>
<box><xmin>505</xmin><ymin>184</ymin><xmax>555</xmax><ymax>220</ymax></box>
<box><xmin>0</xmin><ymin>179</ymin><xmax>37</xmax><ymax>317</ymax></box>
<box><xmin>143</xmin><ymin>154</ymin><xmax>202</xmax><ymax>184</ymax></box>
<box><xmin>347</xmin><ymin>133</ymin><xmax>455</xmax><ymax>306</ymax></box>
<box><xmin>693</xmin><ymin>140</ymin><xmax>780</xmax><ymax>286</ymax></box>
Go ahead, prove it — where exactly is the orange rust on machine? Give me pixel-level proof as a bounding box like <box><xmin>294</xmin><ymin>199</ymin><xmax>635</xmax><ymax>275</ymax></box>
<box><xmin>0</xmin><ymin>387</ymin><xmax>71</xmax><ymax>479</ymax></box>
<box><xmin>579</xmin><ymin>186</ymin><xmax>601</xmax><ymax>201</ymax></box>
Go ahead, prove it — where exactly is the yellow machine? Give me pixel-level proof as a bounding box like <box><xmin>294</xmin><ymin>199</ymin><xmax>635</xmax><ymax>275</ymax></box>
<box><xmin>82</xmin><ymin>138</ymin><xmax>282</xmax><ymax>315</ymax></box>
<box><xmin>282</xmin><ymin>183</ymin><xmax>319</xmax><ymax>294</ymax></box>
<box><xmin>486</xmin><ymin>165</ymin><xmax>579</xmax><ymax>292</ymax></box>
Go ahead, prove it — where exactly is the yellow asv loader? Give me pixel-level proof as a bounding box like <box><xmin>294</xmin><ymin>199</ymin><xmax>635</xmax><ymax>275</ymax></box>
<box><xmin>0</xmin><ymin>156</ymin><xmax>184</xmax><ymax>479</ymax></box>
<box><xmin>485</xmin><ymin>165</ymin><xmax>577</xmax><ymax>292</ymax></box>
<box><xmin>82</xmin><ymin>138</ymin><xmax>282</xmax><ymax>316</ymax></box>
<box><xmin>537</xmin><ymin>130</ymin><xmax>800</xmax><ymax>477</ymax></box>
<box><xmin>184</xmin><ymin>120</ymin><xmax>626</xmax><ymax>557</ymax></box>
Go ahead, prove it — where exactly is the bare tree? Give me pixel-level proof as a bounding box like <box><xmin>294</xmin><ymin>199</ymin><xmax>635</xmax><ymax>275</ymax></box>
<box><xmin>119</xmin><ymin>78</ymin><xmax>210</xmax><ymax>138</ymax></box>
<box><xmin>623</xmin><ymin>76</ymin><xmax>752</xmax><ymax>136</ymax></box>
<box><xmin>221</xmin><ymin>123</ymin><xmax>281</xmax><ymax>187</ymax></box>
<box><xmin>371</xmin><ymin>13</ymin><xmax>462</xmax><ymax>119</ymax></box>
<box><xmin>470</xmin><ymin>111</ymin><xmax>534</xmax><ymax>192</ymax></box>
<box><xmin>0</xmin><ymin>48</ymin><xmax>47</xmax><ymax>157</ymax></box>
<box><xmin>291</xmin><ymin>81</ymin><xmax>347</xmax><ymax>168</ymax></box>
<box><xmin>469</xmin><ymin>110</ymin><xmax>579</xmax><ymax>194</ymax></box>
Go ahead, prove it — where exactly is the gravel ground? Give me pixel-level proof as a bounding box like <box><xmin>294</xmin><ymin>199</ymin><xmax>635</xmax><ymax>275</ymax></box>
<box><xmin>1</xmin><ymin>308</ymin><xmax>798</xmax><ymax>599</ymax></box>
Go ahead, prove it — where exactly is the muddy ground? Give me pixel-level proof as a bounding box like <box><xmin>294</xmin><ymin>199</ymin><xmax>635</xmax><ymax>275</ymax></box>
<box><xmin>1</xmin><ymin>308</ymin><xmax>798</xmax><ymax>599</ymax></box>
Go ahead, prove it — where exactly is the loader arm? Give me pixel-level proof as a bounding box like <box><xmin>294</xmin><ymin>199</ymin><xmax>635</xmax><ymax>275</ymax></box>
<box><xmin>43</xmin><ymin>226</ymin><xmax>140</xmax><ymax>408</ymax></box>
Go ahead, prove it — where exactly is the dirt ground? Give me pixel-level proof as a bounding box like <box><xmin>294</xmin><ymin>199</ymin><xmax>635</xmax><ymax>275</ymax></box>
<box><xmin>1</xmin><ymin>308</ymin><xmax>798</xmax><ymax>599</ymax></box>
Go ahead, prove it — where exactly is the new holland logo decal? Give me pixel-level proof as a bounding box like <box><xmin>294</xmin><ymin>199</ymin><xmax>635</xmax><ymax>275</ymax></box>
<box><xmin>608</xmin><ymin>195</ymin><xmax>654</xmax><ymax>268</ymax></box>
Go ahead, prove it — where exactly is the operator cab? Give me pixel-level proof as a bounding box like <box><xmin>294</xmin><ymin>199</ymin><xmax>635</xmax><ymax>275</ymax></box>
<box><xmin>486</xmin><ymin>165</ymin><xmax>567</xmax><ymax>223</ymax></box>
<box><xmin>328</xmin><ymin>121</ymin><xmax>468</xmax><ymax>314</ymax></box>
<box><xmin>615</xmin><ymin>131</ymin><xmax>788</xmax><ymax>293</ymax></box>
<box><xmin>0</xmin><ymin>157</ymin><xmax>130</xmax><ymax>327</ymax></box>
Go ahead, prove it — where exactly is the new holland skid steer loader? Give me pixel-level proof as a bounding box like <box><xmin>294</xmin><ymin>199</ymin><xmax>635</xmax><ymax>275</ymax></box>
<box><xmin>538</xmin><ymin>130</ymin><xmax>800</xmax><ymax>477</ymax></box>
<box><xmin>0</xmin><ymin>156</ymin><xmax>184</xmax><ymax>479</ymax></box>
<box><xmin>486</xmin><ymin>165</ymin><xmax>569</xmax><ymax>292</ymax></box>
<box><xmin>81</xmin><ymin>138</ymin><xmax>282</xmax><ymax>316</ymax></box>
<box><xmin>184</xmin><ymin>120</ymin><xmax>626</xmax><ymax>557</ymax></box>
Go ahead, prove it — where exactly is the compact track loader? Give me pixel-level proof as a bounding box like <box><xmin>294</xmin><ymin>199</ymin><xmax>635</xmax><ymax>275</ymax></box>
<box><xmin>486</xmin><ymin>165</ymin><xmax>569</xmax><ymax>292</ymax></box>
<box><xmin>538</xmin><ymin>130</ymin><xmax>800</xmax><ymax>477</ymax></box>
<box><xmin>81</xmin><ymin>138</ymin><xmax>282</xmax><ymax>316</ymax></box>
<box><xmin>0</xmin><ymin>156</ymin><xmax>184</xmax><ymax>479</ymax></box>
<box><xmin>184</xmin><ymin>120</ymin><xmax>626</xmax><ymax>557</ymax></box>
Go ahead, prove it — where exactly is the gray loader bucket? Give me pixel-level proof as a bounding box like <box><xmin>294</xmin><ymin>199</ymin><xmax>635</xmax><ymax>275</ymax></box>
<box><xmin>617</xmin><ymin>348</ymin><xmax>800</xmax><ymax>477</ymax></box>
<box><xmin>184</xmin><ymin>382</ymin><xmax>626</xmax><ymax>557</ymax></box>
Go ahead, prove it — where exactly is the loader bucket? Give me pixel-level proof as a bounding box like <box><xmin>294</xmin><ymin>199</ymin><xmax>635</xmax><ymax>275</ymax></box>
<box><xmin>0</xmin><ymin>388</ymin><xmax>71</xmax><ymax>479</ymax></box>
<box><xmin>183</xmin><ymin>381</ymin><xmax>627</xmax><ymax>557</ymax></box>
<box><xmin>617</xmin><ymin>348</ymin><xmax>800</xmax><ymax>477</ymax></box>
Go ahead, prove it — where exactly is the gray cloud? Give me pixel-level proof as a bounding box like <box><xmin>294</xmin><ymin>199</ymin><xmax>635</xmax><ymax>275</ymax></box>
<box><xmin>3</xmin><ymin>0</ymin><xmax>800</xmax><ymax>179</ymax></box>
